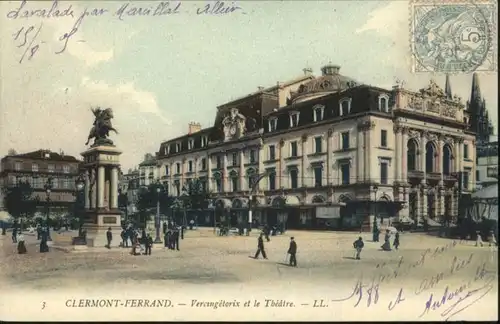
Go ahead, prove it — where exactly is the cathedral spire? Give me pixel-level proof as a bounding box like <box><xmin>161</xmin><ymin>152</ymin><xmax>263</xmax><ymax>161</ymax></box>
<box><xmin>444</xmin><ymin>74</ymin><xmax>452</xmax><ymax>99</ymax></box>
<box><xmin>470</xmin><ymin>72</ymin><xmax>482</xmax><ymax>105</ymax></box>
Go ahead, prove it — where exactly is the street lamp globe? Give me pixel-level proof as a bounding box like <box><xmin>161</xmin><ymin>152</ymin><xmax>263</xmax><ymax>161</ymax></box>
<box><xmin>156</xmin><ymin>187</ymin><xmax>161</xmax><ymax>193</ymax></box>
<box><xmin>46</xmin><ymin>188</ymin><xmax>51</xmax><ymax>195</ymax></box>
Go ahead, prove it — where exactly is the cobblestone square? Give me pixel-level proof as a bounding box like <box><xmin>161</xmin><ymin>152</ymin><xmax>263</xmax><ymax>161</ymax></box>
<box><xmin>0</xmin><ymin>229</ymin><xmax>497</xmax><ymax>321</ymax></box>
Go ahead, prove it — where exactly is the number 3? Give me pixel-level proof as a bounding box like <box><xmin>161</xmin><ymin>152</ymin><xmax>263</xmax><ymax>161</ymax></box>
<box><xmin>41</xmin><ymin>301</ymin><xmax>46</xmax><ymax>309</ymax></box>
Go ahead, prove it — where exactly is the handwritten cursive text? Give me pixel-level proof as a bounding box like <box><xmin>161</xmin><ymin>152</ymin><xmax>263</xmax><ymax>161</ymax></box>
<box><xmin>419</xmin><ymin>263</ymin><xmax>495</xmax><ymax>321</ymax></box>
<box><xmin>331</xmin><ymin>276</ymin><xmax>380</xmax><ymax>308</ymax></box>
<box><xmin>6</xmin><ymin>0</ymin><xmax>75</xmax><ymax>19</ymax></box>
<box><xmin>115</xmin><ymin>2</ymin><xmax>181</xmax><ymax>21</ymax></box>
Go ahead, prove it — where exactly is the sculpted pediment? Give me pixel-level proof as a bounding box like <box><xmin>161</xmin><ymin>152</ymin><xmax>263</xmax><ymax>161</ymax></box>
<box><xmin>419</xmin><ymin>79</ymin><xmax>445</xmax><ymax>98</ymax></box>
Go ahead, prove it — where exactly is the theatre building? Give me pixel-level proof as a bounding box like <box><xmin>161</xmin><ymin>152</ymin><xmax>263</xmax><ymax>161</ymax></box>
<box><xmin>155</xmin><ymin>65</ymin><xmax>476</xmax><ymax>230</ymax></box>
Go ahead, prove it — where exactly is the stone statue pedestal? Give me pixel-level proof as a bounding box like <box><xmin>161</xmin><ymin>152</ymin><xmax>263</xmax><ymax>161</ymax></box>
<box><xmin>81</xmin><ymin>145</ymin><xmax>123</xmax><ymax>248</ymax></box>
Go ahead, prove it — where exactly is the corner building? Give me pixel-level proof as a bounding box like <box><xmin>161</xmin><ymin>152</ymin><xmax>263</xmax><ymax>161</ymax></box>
<box><xmin>156</xmin><ymin>65</ymin><xmax>476</xmax><ymax>230</ymax></box>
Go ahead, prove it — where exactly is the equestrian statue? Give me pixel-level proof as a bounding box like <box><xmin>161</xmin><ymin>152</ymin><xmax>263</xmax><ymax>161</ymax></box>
<box><xmin>85</xmin><ymin>107</ymin><xmax>118</xmax><ymax>146</ymax></box>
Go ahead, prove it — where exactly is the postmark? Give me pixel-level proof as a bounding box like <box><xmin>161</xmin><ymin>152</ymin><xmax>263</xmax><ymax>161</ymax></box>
<box><xmin>410</xmin><ymin>0</ymin><xmax>497</xmax><ymax>73</ymax></box>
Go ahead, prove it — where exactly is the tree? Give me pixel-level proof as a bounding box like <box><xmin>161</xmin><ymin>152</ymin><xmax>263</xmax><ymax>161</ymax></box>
<box><xmin>183</xmin><ymin>178</ymin><xmax>211</xmax><ymax>210</ymax></box>
<box><xmin>118</xmin><ymin>189</ymin><xmax>129</xmax><ymax>217</ymax></box>
<box><xmin>3</xmin><ymin>181</ymin><xmax>37</xmax><ymax>227</ymax></box>
<box><xmin>136</xmin><ymin>183</ymin><xmax>173</xmax><ymax>226</ymax></box>
<box><xmin>7</xmin><ymin>148</ymin><xmax>17</xmax><ymax>156</ymax></box>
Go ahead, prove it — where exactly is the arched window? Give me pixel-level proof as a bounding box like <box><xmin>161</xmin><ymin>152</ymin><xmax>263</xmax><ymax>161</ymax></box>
<box><xmin>339</xmin><ymin>98</ymin><xmax>351</xmax><ymax>116</ymax></box>
<box><xmin>213</xmin><ymin>172</ymin><xmax>222</xmax><ymax>193</ymax></box>
<box><xmin>378</xmin><ymin>95</ymin><xmax>389</xmax><ymax>112</ymax></box>
<box><xmin>312</xmin><ymin>195</ymin><xmax>326</xmax><ymax>204</ymax></box>
<box><xmin>425</xmin><ymin>142</ymin><xmax>436</xmax><ymax>173</ymax></box>
<box><xmin>407</xmin><ymin>139</ymin><xmax>418</xmax><ymax>171</ymax></box>
<box><xmin>442</xmin><ymin>144</ymin><xmax>453</xmax><ymax>175</ymax></box>
<box><xmin>247</xmin><ymin>168</ymin><xmax>256</xmax><ymax>189</ymax></box>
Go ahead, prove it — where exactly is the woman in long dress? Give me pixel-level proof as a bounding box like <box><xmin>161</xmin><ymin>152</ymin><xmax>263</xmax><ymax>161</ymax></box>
<box><xmin>381</xmin><ymin>230</ymin><xmax>392</xmax><ymax>251</ymax></box>
<box><xmin>17</xmin><ymin>232</ymin><xmax>27</xmax><ymax>254</ymax></box>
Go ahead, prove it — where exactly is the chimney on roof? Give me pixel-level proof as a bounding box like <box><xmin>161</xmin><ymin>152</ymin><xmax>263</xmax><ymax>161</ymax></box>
<box><xmin>188</xmin><ymin>122</ymin><xmax>202</xmax><ymax>135</ymax></box>
<box><xmin>303</xmin><ymin>68</ymin><xmax>313</xmax><ymax>76</ymax></box>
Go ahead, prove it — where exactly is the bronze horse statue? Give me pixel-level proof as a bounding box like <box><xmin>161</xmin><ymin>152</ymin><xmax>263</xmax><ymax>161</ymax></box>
<box><xmin>85</xmin><ymin>107</ymin><xmax>118</xmax><ymax>146</ymax></box>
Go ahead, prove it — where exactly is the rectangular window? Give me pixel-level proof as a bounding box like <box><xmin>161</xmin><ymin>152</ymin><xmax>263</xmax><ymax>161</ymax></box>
<box><xmin>269</xmin><ymin>173</ymin><xmax>276</xmax><ymax>190</ymax></box>
<box><xmin>476</xmin><ymin>170</ymin><xmax>480</xmax><ymax>181</ymax></box>
<box><xmin>463</xmin><ymin>171</ymin><xmax>469</xmax><ymax>190</ymax></box>
<box><xmin>232</xmin><ymin>153</ymin><xmax>238</xmax><ymax>166</ymax></box>
<box><xmin>188</xmin><ymin>161</ymin><xmax>193</xmax><ymax>172</ymax></box>
<box><xmin>176</xmin><ymin>143</ymin><xmax>181</xmax><ymax>152</ymax></box>
<box><xmin>216</xmin><ymin>156</ymin><xmax>222</xmax><ymax>169</ymax></box>
<box><xmin>216</xmin><ymin>178</ymin><xmax>222</xmax><ymax>192</ymax></box>
<box><xmin>290</xmin><ymin>113</ymin><xmax>299</xmax><ymax>127</ymax></box>
<box><xmin>380</xmin><ymin>130</ymin><xmax>387</xmax><ymax>147</ymax></box>
<box><xmin>341</xmin><ymin>132</ymin><xmax>350</xmax><ymax>150</ymax></box>
<box><xmin>175</xmin><ymin>181</ymin><xmax>180</xmax><ymax>196</ymax></box>
<box><xmin>314</xmin><ymin>137</ymin><xmax>322</xmax><ymax>153</ymax></box>
<box><xmin>314</xmin><ymin>107</ymin><xmax>323</xmax><ymax>122</ymax></box>
<box><xmin>380</xmin><ymin>162</ymin><xmax>388</xmax><ymax>185</ymax></box>
<box><xmin>290</xmin><ymin>169</ymin><xmax>298</xmax><ymax>189</ymax></box>
<box><xmin>176</xmin><ymin>163</ymin><xmax>181</xmax><ymax>174</ymax></box>
<box><xmin>314</xmin><ymin>167</ymin><xmax>322</xmax><ymax>187</ymax></box>
<box><xmin>269</xmin><ymin>145</ymin><xmax>276</xmax><ymax>160</ymax></box>
<box><xmin>32</xmin><ymin>163</ymin><xmax>38</xmax><ymax>172</ymax></box>
<box><xmin>341</xmin><ymin>163</ymin><xmax>350</xmax><ymax>185</ymax></box>
<box><xmin>231</xmin><ymin>177</ymin><xmax>238</xmax><ymax>192</ymax></box>
<box><xmin>165</xmin><ymin>165</ymin><xmax>169</xmax><ymax>175</ymax></box>
<box><xmin>15</xmin><ymin>162</ymin><xmax>21</xmax><ymax>171</ymax></box>
<box><xmin>48</xmin><ymin>164</ymin><xmax>55</xmax><ymax>173</ymax></box>
<box><xmin>249</xmin><ymin>150</ymin><xmax>256</xmax><ymax>163</ymax></box>
<box><xmin>188</xmin><ymin>139</ymin><xmax>194</xmax><ymax>150</ymax></box>
<box><xmin>201</xmin><ymin>158</ymin><xmax>206</xmax><ymax>171</ymax></box>
<box><xmin>290</xmin><ymin>141</ymin><xmax>298</xmax><ymax>157</ymax></box>
<box><xmin>269</xmin><ymin>118</ymin><xmax>277</xmax><ymax>132</ymax></box>
<box><xmin>463</xmin><ymin>144</ymin><xmax>469</xmax><ymax>159</ymax></box>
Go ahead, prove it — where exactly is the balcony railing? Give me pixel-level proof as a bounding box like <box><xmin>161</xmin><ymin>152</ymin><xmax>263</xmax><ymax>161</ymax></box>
<box><xmin>407</xmin><ymin>170</ymin><xmax>424</xmax><ymax>179</ymax></box>
<box><xmin>443</xmin><ymin>173</ymin><xmax>458</xmax><ymax>182</ymax></box>
<box><xmin>426</xmin><ymin>172</ymin><xmax>441</xmax><ymax>181</ymax></box>
<box><xmin>487</xmin><ymin>166</ymin><xmax>498</xmax><ymax>179</ymax></box>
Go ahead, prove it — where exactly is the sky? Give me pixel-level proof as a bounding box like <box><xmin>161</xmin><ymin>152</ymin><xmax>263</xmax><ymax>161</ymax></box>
<box><xmin>0</xmin><ymin>0</ymin><xmax>497</xmax><ymax>171</ymax></box>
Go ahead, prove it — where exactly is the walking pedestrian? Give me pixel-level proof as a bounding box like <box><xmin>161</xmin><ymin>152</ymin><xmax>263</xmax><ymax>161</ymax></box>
<box><xmin>475</xmin><ymin>231</ymin><xmax>484</xmax><ymax>247</ymax></box>
<box><xmin>121</xmin><ymin>228</ymin><xmax>127</xmax><ymax>248</ymax></box>
<box><xmin>173</xmin><ymin>229</ymin><xmax>180</xmax><ymax>251</ymax></box>
<box><xmin>106</xmin><ymin>227</ymin><xmax>112</xmax><ymax>249</ymax></box>
<box><xmin>40</xmin><ymin>229</ymin><xmax>49</xmax><ymax>253</ymax></box>
<box><xmin>393</xmin><ymin>232</ymin><xmax>400</xmax><ymax>250</ymax></box>
<box><xmin>489</xmin><ymin>230</ymin><xmax>497</xmax><ymax>247</ymax></box>
<box><xmin>254</xmin><ymin>233</ymin><xmax>267</xmax><ymax>259</ymax></box>
<box><xmin>381</xmin><ymin>230</ymin><xmax>391</xmax><ymax>251</ymax></box>
<box><xmin>353</xmin><ymin>237</ymin><xmax>364</xmax><ymax>260</ymax></box>
<box><xmin>12</xmin><ymin>226</ymin><xmax>18</xmax><ymax>243</ymax></box>
<box><xmin>166</xmin><ymin>230</ymin><xmax>173</xmax><ymax>250</ymax></box>
<box><xmin>145</xmin><ymin>233</ymin><xmax>153</xmax><ymax>255</ymax></box>
<box><xmin>287</xmin><ymin>237</ymin><xmax>297</xmax><ymax>267</ymax></box>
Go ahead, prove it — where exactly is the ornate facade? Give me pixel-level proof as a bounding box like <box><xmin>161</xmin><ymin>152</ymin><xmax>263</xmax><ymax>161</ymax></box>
<box><xmin>154</xmin><ymin>66</ymin><xmax>476</xmax><ymax>230</ymax></box>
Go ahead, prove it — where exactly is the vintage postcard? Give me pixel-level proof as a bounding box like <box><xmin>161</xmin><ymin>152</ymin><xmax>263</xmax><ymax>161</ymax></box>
<box><xmin>0</xmin><ymin>0</ymin><xmax>498</xmax><ymax>322</ymax></box>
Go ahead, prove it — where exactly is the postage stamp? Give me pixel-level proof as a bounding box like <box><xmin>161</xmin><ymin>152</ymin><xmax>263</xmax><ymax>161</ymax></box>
<box><xmin>410</xmin><ymin>0</ymin><xmax>498</xmax><ymax>73</ymax></box>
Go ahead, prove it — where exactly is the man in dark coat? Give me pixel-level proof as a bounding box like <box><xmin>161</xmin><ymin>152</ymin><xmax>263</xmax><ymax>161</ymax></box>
<box><xmin>287</xmin><ymin>237</ymin><xmax>297</xmax><ymax>267</ymax></box>
<box><xmin>106</xmin><ymin>227</ymin><xmax>112</xmax><ymax>249</ymax></box>
<box><xmin>173</xmin><ymin>229</ymin><xmax>180</xmax><ymax>251</ymax></box>
<box><xmin>121</xmin><ymin>228</ymin><xmax>127</xmax><ymax>247</ymax></box>
<box><xmin>254</xmin><ymin>233</ymin><xmax>267</xmax><ymax>259</ymax></box>
<box><xmin>166</xmin><ymin>230</ymin><xmax>173</xmax><ymax>249</ymax></box>
<box><xmin>162</xmin><ymin>222</ymin><xmax>167</xmax><ymax>235</ymax></box>
<box><xmin>12</xmin><ymin>226</ymin><xmax>18</xmax><ymax>243</ymax></box>
<box><xmin>353</xmin><ymin>237</ymin><xmax>364</xmax><ymax>260</ymax></box>
<box><xmin>40</xmin><ymin>229</ymin><xmax>49</xmax><ymax>253</ymax></box>
<box><xmin>145</xmin><ymin>234</ymin><xmax>153</xmax><ymax>255</ymax></box>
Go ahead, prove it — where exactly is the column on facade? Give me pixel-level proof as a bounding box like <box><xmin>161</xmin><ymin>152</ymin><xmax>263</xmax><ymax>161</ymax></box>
<box><xmin>110</xmin><ymin>166</ymin><xmax>118</xmax><ymax>209</ymax></box>
<box><xmin>327</xmin><ymin>129</ymin><xmax>333</xmax><ymax>185</ymax></box>
<box><xmin>458</xmin><ymin>139</ymin><xmax>464</xmax><ymax>173</ymax></box>
<box><xmin>223</xmin><ymin>153</ymin><xmax>228</xmax><ymax>192</ymax></box>
<box><xmin>300</xmin><ymin>135</ymin><xmax>307</xmax><ymax>187</ymax></box>
<box><xmin>357</xmin><ymin>127</ymin><xmax>364</xmax><ymax>182</ymax></box>
<box><xmin>365</xmin><ymin>126</ymin><xmax>372</xmax><ymax>180</ymax></box>
<box><xmin>207</xmin><ymin>153</ymin><xmax>213</xmax><ymax>192</ymax></box>
<box><xmin>181</xmin><ymin>158</ymin><xmax>186</xmax><ymax>187</ymax></box>
<box><xmin>91</xmin><ymin>168</ymin><xmax>97</xmax><ymax>209</ymax></box>
<box><xmin>401</xmin><ymin>129</ymin><xmax>408</xmax><ymax>181</ymax></box>
<box><xmin>84</xmin><ymin>169</ymin><xmax>90</xmax><ymax>209</ymax></box>
<box><xmin>420</xmin><ymin>132</ymin><xmax>426</xmax><ymax>176</ymax></box>
<box><xmin>437</xmin><ymin>136</ymin><xmax>444</xmax><ymax>218</ymax></box>
<box><xmin>97</xmin><ymin>166</ymin><xmax>105</xmax><ymax>208</ymax></box>
<box><xmin>239</xmin><ymin>150</ymin><xmax>245</xmax><ymax>191</ymax></box>
<box><xmin>394</xmin><ymin>126</ymin><xmax>402</xmax><ymax>183</ymax></box>
<box><xmin>257</xmin><ymin>146</ymin><xmax>265</xmax><ymax>192</ymax></box>
<box><xmin>279</xmin><ymin>140</ymin><xmax>285</xmax><ymax>188</ymax></box>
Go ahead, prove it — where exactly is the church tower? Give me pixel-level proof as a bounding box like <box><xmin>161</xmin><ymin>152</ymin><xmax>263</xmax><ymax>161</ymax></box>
<box><xmin>467</xmin><ymin>73</ymin><xmax>494</xmax><ymax>144</ymax></box>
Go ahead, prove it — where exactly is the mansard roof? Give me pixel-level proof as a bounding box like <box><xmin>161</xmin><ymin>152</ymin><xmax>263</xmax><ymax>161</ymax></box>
<box><xmin>3</xmin><ymin>149</ymin><xmax>79</xmax><ymax>162</ymax></box>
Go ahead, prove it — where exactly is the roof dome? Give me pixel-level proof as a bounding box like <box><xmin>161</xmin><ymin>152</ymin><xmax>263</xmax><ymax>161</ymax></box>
<box><xmin>290</xmin><ymin>64</ymin><xmax>360</xmax><ymax>104</ymax></box>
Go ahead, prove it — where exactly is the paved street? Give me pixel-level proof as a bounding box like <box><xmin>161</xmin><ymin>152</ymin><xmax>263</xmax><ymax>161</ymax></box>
<box><xmin>0</xmin><ymin>229</ymin><xmax>498</xmax><ymax>321</ymax></box>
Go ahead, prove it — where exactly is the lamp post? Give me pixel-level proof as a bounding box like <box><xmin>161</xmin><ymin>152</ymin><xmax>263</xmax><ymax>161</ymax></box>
<box><xmin>74</xmin><ymin>174</ymin><xmax>85</xmax><ymax>232</ymax></box>
<box><xmin>180</xmin><ymin>186</ymin><xmax>189</xmax><ymax>228</ymax></box>
<box><xmin>373</xmin><ymin>185</ymin><xmax>379</xmax><ymax>222</ymax></box>
<box><xmin>154</xmin><ymin>181</ymin><xmax>162</xmax><ymax>244</ymax></box>
<box><xmin>44</xmin><ymin>177</ymin><xmax>53</xmax><ymax>241</ymax></box>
